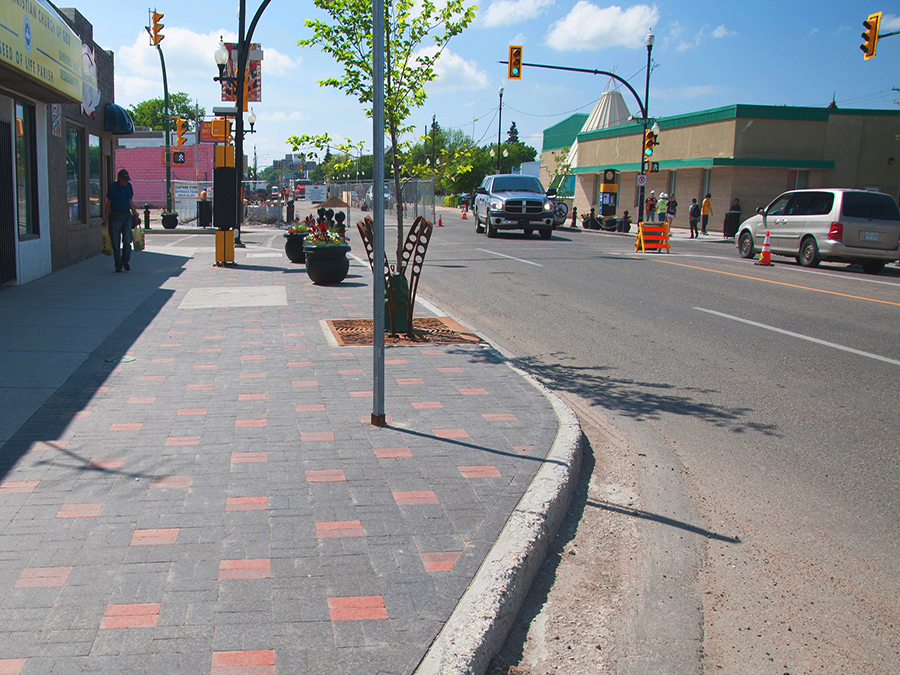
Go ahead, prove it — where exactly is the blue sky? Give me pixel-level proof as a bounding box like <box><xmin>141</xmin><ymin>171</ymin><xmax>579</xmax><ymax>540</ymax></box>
<box><xmin>69</xmin><ymin>0</ymin><xmax>900</xmax><ymax>168</ymax></box>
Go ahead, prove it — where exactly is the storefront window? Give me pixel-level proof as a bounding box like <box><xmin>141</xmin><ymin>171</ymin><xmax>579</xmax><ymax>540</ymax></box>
<box><xmin>15</xmin><ymin>101</ymin><xmax>38</xmax><ymax>238</ymax></box>
<box><xmin>66</xmin><ymin>125</ymin><xmax>84</xmax><ymax>224</ymax></box>
<box><xmin>88</xmin><ymin>134</ymin><xmax>101</xmax><ymax>218</ymax></box>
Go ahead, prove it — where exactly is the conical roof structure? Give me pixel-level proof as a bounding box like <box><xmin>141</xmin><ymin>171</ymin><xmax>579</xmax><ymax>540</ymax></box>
<box><xmin>565</xmin><ymin>89</ymin><xmax>632</xmax><ymax>168</ymax></box>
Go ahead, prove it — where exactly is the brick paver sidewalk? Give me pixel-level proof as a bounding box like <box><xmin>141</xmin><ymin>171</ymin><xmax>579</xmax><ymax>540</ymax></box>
<box><xmin>0</xmin><ymin>234</ymin><xmax>558</xmax><ymax>674</ymax></box>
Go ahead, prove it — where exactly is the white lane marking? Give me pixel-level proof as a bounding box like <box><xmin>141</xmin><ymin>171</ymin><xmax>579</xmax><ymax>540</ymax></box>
<box><xmin>476</xmin><ymin>249</ymin><xmax>542</xmax><ymax>267</ymax></box>
<box><xmin>695</xmin><ymin>307</ymin><xmax>900</xmax><ymax>367</ymax></box>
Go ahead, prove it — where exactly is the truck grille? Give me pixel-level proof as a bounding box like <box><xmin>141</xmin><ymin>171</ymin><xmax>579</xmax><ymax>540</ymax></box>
<box><xmin>504</xmin><ymin>199</ymin><xmax>544</xmax><ymax>215</ymax></box>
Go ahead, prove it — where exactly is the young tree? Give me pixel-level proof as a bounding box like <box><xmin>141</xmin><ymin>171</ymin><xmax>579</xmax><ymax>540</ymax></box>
<box><xmin>128</xmin><ymin>93</ymin><xmax>203</xmax><ymax>130</ymax></box>
<box><xmin>507</xmin><ymin>121</ymin><xmax>519</xmax><ymax>144</ymax></box>
<box><xmin>298</xmin><ymin>0</ymin><xmax>475</xmax><ymax>267</ymax></box>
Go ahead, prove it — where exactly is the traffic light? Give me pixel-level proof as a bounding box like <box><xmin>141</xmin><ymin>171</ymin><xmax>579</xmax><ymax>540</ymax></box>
<box><xmin>211</xmin><ymin>117</ymin><xmax>233</xmax><ymax>144</ymax></box>
<box><xmin>508</xmin><ymin>45</ymin><xmax>522</xmax><ymax>79</ymax></box>
<box><xmin>644</xmin><ymin>130</ymin><xmax>656</xmax><ymax>157</ymax></box>
<box><xmin>861</xmin><ymin>12</ymin><xmax>881</xmax><ymax>60</ymax></box>
<box><xmin>150</xmin><ymin>10</ymin><xmax>164</xmax><ymax>45</ymax></box>
<box><xmin>174</xmin><ymin>118</ymin><xmax>187</xmax><ymax>147</ymax></box>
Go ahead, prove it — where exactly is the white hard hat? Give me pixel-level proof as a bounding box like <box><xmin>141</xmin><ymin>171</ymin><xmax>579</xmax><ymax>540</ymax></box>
<box><xmin>650</xmin><ymin>190</ymin><xmax>655</xmax><ymax>194</ymax></box>
<box><xmin>661</xmin><ymin>193</ymin><xmax>668</xmax><ymax>199</ymax></box>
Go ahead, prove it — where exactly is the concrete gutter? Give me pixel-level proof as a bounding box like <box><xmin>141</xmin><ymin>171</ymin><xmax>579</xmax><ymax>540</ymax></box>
<box><xmin>414</xmin><ymin>365</ymin><xmax>583</xmax><ymax>675</ymax></box>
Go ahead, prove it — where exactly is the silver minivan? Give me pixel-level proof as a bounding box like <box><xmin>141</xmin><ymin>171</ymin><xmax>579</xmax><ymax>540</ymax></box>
<box><xmin>736</xmin><ymin>189</ymin><xmax>900</xmax><ymax>274</ymax></box>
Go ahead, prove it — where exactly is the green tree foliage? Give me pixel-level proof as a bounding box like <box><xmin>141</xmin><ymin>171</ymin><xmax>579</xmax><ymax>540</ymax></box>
<box><xmin>127</xmin><ymin>93</ymin><xmax>203</xmax><ymax>131</ymax></box>
<box><xmin>507</xmin><ymin>121</ymin><xmax>519</xmax><ymax>144</ymax></box>
<box><xmin>298</xmin><ymin>0</ymin><xmax>475</xmax><ymax>267</ymax></box>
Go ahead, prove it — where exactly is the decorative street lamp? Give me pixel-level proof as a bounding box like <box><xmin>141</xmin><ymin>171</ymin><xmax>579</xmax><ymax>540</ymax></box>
<box><xmin>496</xmin><ymin>86</ymin><xmax>504</xmax><ymax>174</ymax></box>
<box><xmin>638</xmin><ymin>28</ymin><xmax>655</xmax><ymax>224</ymax></box>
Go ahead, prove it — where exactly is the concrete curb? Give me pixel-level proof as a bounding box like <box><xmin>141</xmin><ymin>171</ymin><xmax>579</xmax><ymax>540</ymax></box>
<box><xmin>414</xmin><ymin>362</ymin><xmax>583</xmax><ymax>675</ymax></box>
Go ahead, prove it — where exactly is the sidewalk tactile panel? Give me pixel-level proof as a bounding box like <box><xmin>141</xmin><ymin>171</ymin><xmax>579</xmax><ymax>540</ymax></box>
<box><xmin>0</xmin><ymin>236</ymin><xmax>559</xmax><ymax>673</ymax></box>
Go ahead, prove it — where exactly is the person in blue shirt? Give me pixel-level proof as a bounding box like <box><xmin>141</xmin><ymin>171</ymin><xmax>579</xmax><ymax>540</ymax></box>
<box><xmin>103</xmin><ymin>169</ymin><xmax>139</xmax><ymax>273</ymax></box>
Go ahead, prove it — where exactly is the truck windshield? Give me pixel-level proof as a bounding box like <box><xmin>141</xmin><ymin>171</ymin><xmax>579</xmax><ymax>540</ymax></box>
<box><xmin>492</xmin><ymin>176</ymin><xmax>545</xmax><ymax>193</ymax></box>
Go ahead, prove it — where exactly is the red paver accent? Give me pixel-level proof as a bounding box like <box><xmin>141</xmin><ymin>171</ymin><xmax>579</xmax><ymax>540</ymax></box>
<box><xmin>151</xmin><ymin>358</ymin><xmax>175</xmax><ymax>364</ymax></box>
<box><xmin>281</xmin><ymin>323</ymin><xmax>300</xmax><ymax>327</ymax></box>
<box><xmin>421</xmin><ymin>349</ymin><xmax>444</xmax><ymax>355</ymax></box>
<box><xmin>242</xmin><ymin>340</ymin><xmax>264</xmax><ymax>345</ymax></box>
<box><xmin>235</xmin><ymin>419</ymin><xmax>267</xmax><ymax>428</ymax></box>
<box><xmin>412</xmin><ymin>401</ymin><xmax>443</xmax><ymax>410</ymax></box>
<box><xmin>483</xmin><ymin>413</ymin><xmax>517</xmax><ymax>421</ymax></box>
<box><xmin>283</xmin><ymin>333</ymin><xmax>303</xmax><ymax>338</ymax></box>
<box><xmin>514</xmin><ymin>445</ymin><xmax>534</xmax><ymax>456</ymax></box>
<box><xmin>296</xmin><ymin>404</ymin><xmax>326</xmax><ymax>412</ymax></box>
<box><xmin>385</xmin><ymin>359</ymin><xmax>408</xmax><ymax>365</ymax></box>
<box><xmin>87</xmin><ymin>458</ymin><xmax>124</xmax><ymax>470</ymax></box>
<box><xmin>231</xmin><ymin>452</ymin><xmax>268</xmax><ymax>463</ymax></box>
<box><xmin>0</xmin><ymin>659</ymin><xmax>26</xmax><ymax>674</ymax></box>
<box><xmin>328</xmin><ymin>595</ymin><xmax>388</xmax><ymax>621</ymax></box>
<box><xmin>374</xmin><ymin>447</ymin><xmax>412</xmax><ymax>459</ymax></box>
<box><xmin>458</xmin><ymin>465</ymin><xmax>502</xmax><ymax>478</ymax></box>
<box><xmin>186</xmin><ymin>384</ymin><xmax>214</xmax><ymax>391</ymax></box>
<box><xmin>0</xmin><ymin>480</ymin><xmax>40</xmax><ymax>494</ymax></box>
<box><xmin>305</xmin><ymin>469</ymin><xmax>346</xmax><ymax>483</ymax></box>
<box><xmin>82</xmin><ymin>386</ymin><xmax>108</xmax><ymax>394</ymax></box>
<box><xmin>241</xmin><ymin>355</ymin><xmax>265</xmax><ymax>361</ymax></box>
<box><xmin>246</xmin><ymin>309</ymin><xmax>263</xmax><ymax>314</ymax></box>
<box><xmin>239</xmin><ymin>393</ymin><xmax>266</xmax><ymax>401</ymax></box>
<box><xmin>168</xmin><ymin>331</ymin><xmax>187</xmax><ymax>335</ymax></box>
<box><xmin>204</xmin><ymin>335</ymin><xmax>224</xmax><ymax>340</ymax></box>
<box><xmin>150</xmin><ymin>475</ymin><xmax>191</xmax><ymax>489</ymax></box>
<box><xmin>437</xmin><ymin>366</ymin><xmax>463</xmax><ymax>373</ymax></box>
<box><xmin>244</xmin><ymin>328</ymin><xmax>264</xmax><ymax>333</ymax></box>
<box><xmin>100</xmin><ymin>603</ymin><xmax>161</xmax><ymax>629</ymax></box>
<box><xmin>127</xmin><ymin>396</ymin><xmax>156</xmax><ymax>404</ymax></box>
<box><xmin>130</xmin><ymin>528</ymin><xmax>179</xmax><ymax>546</ymax></box>
<box><xmin>225</xmin><ymin>497</ymin><xmax>268</xmax><ymax>512</ymax></box>
<box><xmin>174</xmin><ymin>320</ymin><xmax>192</xmax><ymax>324</ymax></box>
<box><xmin>14</xmin><ymin>566</ymin><xmax>72</xmax><ymax>588</ymax></box>
<box><xmin>28</xmin><ymin>440</ymin><xmax>68</xmax><ymax>453</ymax></box>
<box><xmin>285</xmin><ymin>345</ymin><xmax>307</xmax><ymax>351</ymax></box>
<box><xmin>393</xmin><ymin>491</ymin><xmax>439</xmax><ymax>505</ymax></box>
<box><xmin>433</xmin><ymin>429</ymin><xmax>469</xmax><ymax>439</ymax></box>
<box><xmin>349</xmin><ymin>390</ymin><xmax>373</xmax><ymax>398</ymax></box>
<box><xmin>141</xmin><ymin>375</ymin><xmax>166</xmax><ymax>382</ymax></box>
<box><xmin>178</xmin><ymin>408</ymin><xmax>208</xmax><ymax>416</ymax></box>
<box><xmin>240</xmin><ymin>373</ymin><xmax>265</xmax><ymax>379</ymax></box>
<box><xmin>194</xmin><ymin>364</ymin><xmax>217</xmax><ymax>370</ymax></box>
<box><xmin>109</xmin><ymin>423</ymin><xmax>142</xmax><ymax>432</ymax></box>
<box><xmin>166</xmin><ymin>436</ymin><xmax>201</xmax><ymax>447</ymax></box>
<box><xmin>211</xmin><ymin>650</ymin><xmax>276</xmax><ymax>671</ymax></box>
<box><xmin>420</xmin><ymin>551</ymin><xmax>462</xmax><ymax>573</ymax></box>
<box><xmin>198</xmin><ymin>348</ymin><xmax>220</xmax><ymax>354</ymax></box>
<box><xmin>291</xmin><ymin>380</ymin><xmax>319</xmax><ymax>387</ymax></box>
<box><xmin>315</xmin><ymin>520</ymin><xmax>364</xmax><ymax>539</ymax></box>
<box><xmin>331</xmin><ymin>352</ymin><xmax>354</xmax><ymax>357</ymax></box>
<box><xmin>339</xmin><ymin>369</ymin><xmax>364</xmax><ymax>375</ymax></box>
<box><xmin>299</xmin><ymin>431</ymin><xmax>334</xmax><ymax>442</ymax></box>
<box><xmin>66</xmin><ymin>410</ymin><xmax>92</xmax><ymax>419</ymax></box>
<box><xmin>459</xmin><ymin>388</ymin><xmax>488</xmax><ymax>395</ymax></box>
<box><xmin>56</xmin><ymin>503</ymin><xmax>101</xmax><ymax>518</ymax></box>
<box><xmin>219</xmin><ymin>559</ymin><xmax>271</xmax><ymax>580</ymax></box>
<box><xmin>288</xmin><ymin>361</ymin><xmax>313</xmax><ymax>367</ymax></box>
<box><xmin>159</xmin><ymin>343</ymin><xmax>181</xmax><ymax>348</ymax></box>
<box><xmin>396</xmin><ymin>377</ymin><xmax>424</xmax><ymax>386</ymax></box>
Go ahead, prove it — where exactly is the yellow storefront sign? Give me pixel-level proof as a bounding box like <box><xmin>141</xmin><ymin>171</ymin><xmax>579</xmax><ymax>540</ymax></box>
<box><xmin>0</xmin><ymin>0</ymin><xmax>82</xmax><ymax>102</ymax></box>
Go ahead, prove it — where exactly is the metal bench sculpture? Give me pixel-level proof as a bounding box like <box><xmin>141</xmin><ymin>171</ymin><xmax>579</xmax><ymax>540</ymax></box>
<box><xmin>357</xmin><ymin>215</ymin><xmax>433</xmax><ymax>337</ymax></box>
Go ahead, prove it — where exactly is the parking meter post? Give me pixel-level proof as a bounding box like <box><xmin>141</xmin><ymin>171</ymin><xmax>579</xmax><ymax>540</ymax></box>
<box><xmin>143</xmin><ymin>204</ymin><xmax>151</xmax><ymax>230</ymax></box>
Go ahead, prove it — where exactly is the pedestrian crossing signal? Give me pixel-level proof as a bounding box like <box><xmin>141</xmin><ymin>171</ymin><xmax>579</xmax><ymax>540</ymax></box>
<box><xmin>508</xmin><ymin>45</ymin><xmax>522</xmax><ymax>79</ymax></box>
<box><xmin>150</xmin><ymin>11</ymin><xmax>164</xmax><ymax>45</ymax></box>
<box><xmin>172</xmin><ymin>151</ymin><xmax>186</xmax><ymax>164</ymax></box>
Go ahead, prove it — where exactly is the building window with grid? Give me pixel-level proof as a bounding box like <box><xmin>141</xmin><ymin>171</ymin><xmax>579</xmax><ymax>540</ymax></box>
<box><xmin>66</xmin><ymin>125</ymin><xmax>85</xmax><ymax>224</ymax></box>
<box><xmin>88</xmin><ymin>134</ymin><xmax>102</xmax><ymax>219</ymax></box>
<box><xmin>15</xmin><ymin>101</ymin><xmax>38</xmax><ymax>239</ymax></box>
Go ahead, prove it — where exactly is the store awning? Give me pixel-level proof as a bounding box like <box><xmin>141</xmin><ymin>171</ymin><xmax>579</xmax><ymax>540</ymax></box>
<box><xmin>104</xmin><ymin>104</ymin><xmax>135</xmax><ymax>135</ymax></box>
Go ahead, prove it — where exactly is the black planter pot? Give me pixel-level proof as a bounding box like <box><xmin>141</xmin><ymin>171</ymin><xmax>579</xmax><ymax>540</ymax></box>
<box><xmin>304</xmin><ymin>245</ymin><xmax>350</xmax><ymax>285</ymax></box>
<box><xmin>283</xmin><ymin>233</ymin><xmax>307</xmax><ymax>263</ymax></box>
<box><xmin>161</xmin><ymin>213</ymin><xmax>178</xmax><ymax>229</ymax></box>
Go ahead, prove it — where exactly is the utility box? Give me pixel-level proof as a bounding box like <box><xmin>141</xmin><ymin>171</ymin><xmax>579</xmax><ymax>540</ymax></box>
<box><xmin>599</xmin><ymin>168</ymin><xmax>618</xmax><ymax>217</ymax></box>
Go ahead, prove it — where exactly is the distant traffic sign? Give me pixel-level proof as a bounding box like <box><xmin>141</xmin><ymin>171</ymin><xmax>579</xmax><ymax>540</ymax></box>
<box><xmin>637</xmin><ymin>174</ymin><xmax>647</xmax><ymax>186</ymax></box>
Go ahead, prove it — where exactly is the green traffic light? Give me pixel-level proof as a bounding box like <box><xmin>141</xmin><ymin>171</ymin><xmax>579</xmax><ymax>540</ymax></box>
<box><xmin>512</xmin><ymin>67</ymin><xmax>519</xmax><ymax>75</ymax></box>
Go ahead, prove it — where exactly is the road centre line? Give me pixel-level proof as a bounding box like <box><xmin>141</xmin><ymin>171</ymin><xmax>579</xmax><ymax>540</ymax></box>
<box><xmin>476</xmin><ymin>249</ymin><xmax>542</xmax><ymax>267</ymax></box>
<box><xmin>652</xmin><ymin>259</ymin><xmax>900</xmax><ymax>307</ymax></box>
<box><xmin>695</xmin><ymin>308</ymin><xmax>900</xmax><ymax>367</ymax></box>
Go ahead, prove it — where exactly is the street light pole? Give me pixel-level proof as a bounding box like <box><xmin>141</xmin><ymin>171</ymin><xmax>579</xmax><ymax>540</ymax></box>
<box><xmin>496</xmin><ymin>86</ymin><xmax>504</xmax><ymax>174</ymax></box>
<box><xmin>638</xmin><ymin>28</ymin><xmax>654</xmax><ymax>225</ymax></box>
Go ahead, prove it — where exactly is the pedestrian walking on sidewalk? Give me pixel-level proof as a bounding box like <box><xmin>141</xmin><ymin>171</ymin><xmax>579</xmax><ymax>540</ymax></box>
<box><xmin>103</xmin><ymin>169</ymin><xmax>140</xmax><ymax>273</ymax></box>
<box><xmin>701</xmin><ymin>193</ymin><xmax>712</xmax><ymax>235</ymax></box>
<box><xmin>689</xmin><ymin>198</ymin><xmax>701</xmax><ymax>238</ymax></box>
<box><xmin>645</xmin><ymin>191</ymin><xmax>657</xmax><ymax>221</ymax></box>
<box><xmin>666</xmin><ymin>194</ymin><xmax>678</xmax><ymax>233</ymax></box>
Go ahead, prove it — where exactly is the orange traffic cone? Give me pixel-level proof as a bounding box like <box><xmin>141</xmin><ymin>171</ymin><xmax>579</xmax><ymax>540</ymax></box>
<box><xmin>461</xmin><ymin>209</ymin><xmax>467</xmax><ymax>220</ymax></box>
<box><xmin>755</xmin><ymin>230</ymin><xmax>773</xmax><ymax>266</ymax></box>
<box><xmin>438</xmin><ymin>216</ymin><xmax>443</xmax><ymax>227</ymax></box>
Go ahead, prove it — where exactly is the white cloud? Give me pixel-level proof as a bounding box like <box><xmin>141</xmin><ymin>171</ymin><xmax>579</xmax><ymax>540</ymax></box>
<box><xmin>711</xmin><ymin>25</ymin><xmax>734</xmax><ymax>38</ymax></box>
<box><xmin>512</xmin><ymin>32</ymin><xmax>527</xmax><ymax>45</ymax></box>
<box><xmin>417</xmin><ymin>47</ymin><xmax>489</xmax><ymax>93</ymax></box>
<box><xmin>882</xmin><ymin>14</ymin><xmax>900</xmax><ymax>31</ymax></box>
<box><xmin>671</xmin><ymin>22</ymin><xmax>734</xmax><ymax>52</ymax></box>
<box><xmin>544</xmin><ymin>2</ymin><xmax>661</xmax><ymax>51</ymax></box>
<box><xmin>260</xmin><ymin>110</ymin><xmax>305</xmax><ymax>122</ymax></box>
<box><xmin>481</xmin><ymin>0</ymin><xmax>554</xmax><ymax>28</ymax></box>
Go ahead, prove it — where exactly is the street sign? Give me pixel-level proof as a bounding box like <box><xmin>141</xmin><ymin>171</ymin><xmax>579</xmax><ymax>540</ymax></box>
<box><xmin>174</xmin><ymin>183</ymin><xmax>199</xmax><ymax>199</ymax></box>
<box><xmin>636</xmin><ymin>174</ymin><xmax>647</xmax><ymax>186</ymax></box>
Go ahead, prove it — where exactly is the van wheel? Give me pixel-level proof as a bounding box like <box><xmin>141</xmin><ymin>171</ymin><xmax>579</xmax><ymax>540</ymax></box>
<box><xmin>738</xmin><ymin>231</ymin><xmax>755</xmax><ymax>258</ymax></box>
<box><xmin>861</xmin><ymin>261</ymin><xmax>885</xmax><ymax>275</ymax></box>
<box><xmin>799</xmin><ymin>237</ymin><xmax>820</xmax><ymax>267</ymax></box>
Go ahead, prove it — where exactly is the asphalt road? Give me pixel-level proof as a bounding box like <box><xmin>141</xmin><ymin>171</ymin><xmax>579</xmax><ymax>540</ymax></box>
<box><xmin>408</xmin><ymin>210</ymin><xmax>900</xmax><ymax>673</ymax></box>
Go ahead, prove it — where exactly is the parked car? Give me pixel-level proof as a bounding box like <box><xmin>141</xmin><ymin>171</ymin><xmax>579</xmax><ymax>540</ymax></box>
<box><xmin>473</xmin><ymin>174</ymin><xmax>556</xmax><ymax>239</ymax></box>
<box><xmin>363</xmin><ymin>185</ymin><xmax>393</xmax><ymax>211</ymax></box>
<box><xmin>736</xmin><ymin>188</ymin><xmax>900</xmax><ymax>274</ymax></box>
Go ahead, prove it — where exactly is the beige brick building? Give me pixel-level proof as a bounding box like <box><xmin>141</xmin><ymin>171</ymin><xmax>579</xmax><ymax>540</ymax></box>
<box><xmin>541</xmin><ymin>104</ymin><xmax>900</xmax><ymax>232</ymax></box>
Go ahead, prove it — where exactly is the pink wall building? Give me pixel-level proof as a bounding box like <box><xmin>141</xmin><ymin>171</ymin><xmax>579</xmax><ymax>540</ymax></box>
<box><xmin>116</xmin><ymin>136</ymin><xmax>216</xmax><ymax>207</ymax></box>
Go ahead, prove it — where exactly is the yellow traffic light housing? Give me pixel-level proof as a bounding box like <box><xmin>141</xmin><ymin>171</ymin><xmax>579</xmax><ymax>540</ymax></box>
<box><xmin>175</xmin><ymin>118</ymin><xmax>187</xmax><ymax>147</ymax></box>
<box><xmin>644</xmin><ymin>130</ymin><xmax>656</xmax><ymax>157</ymax></box>
<box><xmin>150</xmin><ymin>10</ymin><xmax>164</xmax><ymax>45</ymax></box>
<box><xmin>508</xmin><ymin>45</ymin><xmax>522</xmax><ymax>79</ymax></box>
<box><xmin>861</xmin><ymin>12</ymin><xmax>881</xmax><ymax>60</ymax></box>
<box><xmin>211</xmin><ymin>117</ymin><xmax>234</xmax><ymax>145</ymax></box>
